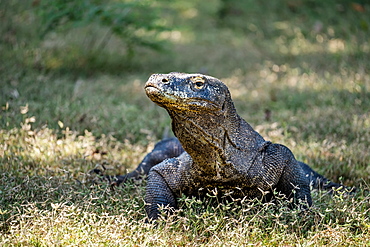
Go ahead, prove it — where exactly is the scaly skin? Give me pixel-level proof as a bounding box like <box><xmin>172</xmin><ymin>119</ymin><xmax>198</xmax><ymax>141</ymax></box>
<box><xmin>113</xmin><ymin>72</ymin><xmax>350</xmax><ymax>220</ymax></box>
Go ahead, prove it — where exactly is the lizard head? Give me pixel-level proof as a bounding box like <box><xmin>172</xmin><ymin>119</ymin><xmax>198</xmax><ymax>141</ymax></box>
<box><xmin>145</xmin><ymin>72</ymin><xmax>231</xmax><ymax>113</ymax></box>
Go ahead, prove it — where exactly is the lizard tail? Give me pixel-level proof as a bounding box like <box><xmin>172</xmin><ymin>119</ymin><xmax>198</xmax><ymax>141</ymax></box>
<box><xmin>298</xmin><ymin>161</ymin><xmax>356</xmax><ymax>193</ymax></box>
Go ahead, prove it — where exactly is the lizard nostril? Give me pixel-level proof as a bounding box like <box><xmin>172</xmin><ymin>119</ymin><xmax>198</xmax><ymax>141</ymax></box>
<box><xmin>162</xmin><ymin>78</ymin><xmax>169</xmax><ymax>84</ymax></box>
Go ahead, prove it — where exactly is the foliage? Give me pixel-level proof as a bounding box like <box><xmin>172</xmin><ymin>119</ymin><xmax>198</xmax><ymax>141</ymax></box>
<box><xmin>36</xmin><ymin>0</ymin><xmax>168</xmax><ymax>53</ymax></box>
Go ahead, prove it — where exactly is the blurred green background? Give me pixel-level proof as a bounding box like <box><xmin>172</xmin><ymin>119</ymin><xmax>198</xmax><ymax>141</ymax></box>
<box><xmin>1</xmin><ymin>0</ymin><xmax>369</xmax><ymax>182</ymax></box>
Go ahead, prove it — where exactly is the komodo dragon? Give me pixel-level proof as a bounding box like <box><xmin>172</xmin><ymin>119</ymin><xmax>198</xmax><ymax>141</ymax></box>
<box><xmin>109</xmin><ymin>72</ymin><xmax>350</xmax><ymax>220</ymax></box>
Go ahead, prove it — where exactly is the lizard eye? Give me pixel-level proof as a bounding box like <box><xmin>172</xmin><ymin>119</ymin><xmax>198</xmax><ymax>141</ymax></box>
<box><xmin>191</xmin><ymin>77</ymin><xmax>205</xmax><ymax>90</ymax></box>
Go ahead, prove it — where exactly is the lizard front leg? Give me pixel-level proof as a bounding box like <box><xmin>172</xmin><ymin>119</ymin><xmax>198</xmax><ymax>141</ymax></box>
<box><xmin>271</xmin><ymin>145</ymin><xmax>313</xmax><ymax>208</ymax></box>
<box><xmin>144</xmin><ymin>152</ymin><xmax>193</xmax><ymax>220</ymax></box>
<box><xmin>145</xmin><ymin>169</ymin><xmax>178</xmax><ymax>220</ymax></box>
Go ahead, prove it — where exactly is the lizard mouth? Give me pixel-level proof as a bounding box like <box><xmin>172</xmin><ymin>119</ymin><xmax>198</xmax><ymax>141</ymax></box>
<box><xmin>144</xmin><ymin>85</ymin><xmax>160</xmax><ymax>95</ymax></box>
<box><xmin>145</xmin><ymin>85</ymin><xmax>177</xmax><ymax>104</ymax></box>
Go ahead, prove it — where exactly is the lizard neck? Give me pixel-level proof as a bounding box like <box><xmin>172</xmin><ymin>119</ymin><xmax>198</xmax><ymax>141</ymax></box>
<box><xmin>168</xmin><ymin>98</ymin><xmax>264</xmax><ymax>174</ymax></box>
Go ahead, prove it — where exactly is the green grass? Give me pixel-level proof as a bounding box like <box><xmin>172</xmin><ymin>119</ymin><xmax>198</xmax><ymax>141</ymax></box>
<box><xmin>1</xmin><ymin>0</ymin><xmax>369</xmax><ymax>246</ymax></box>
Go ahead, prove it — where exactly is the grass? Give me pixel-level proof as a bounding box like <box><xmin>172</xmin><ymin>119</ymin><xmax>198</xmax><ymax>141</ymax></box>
<box><xmin>1</xmin><ymin>0</ymin><xmax>369</xmax><ymax>246</ymax></box>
